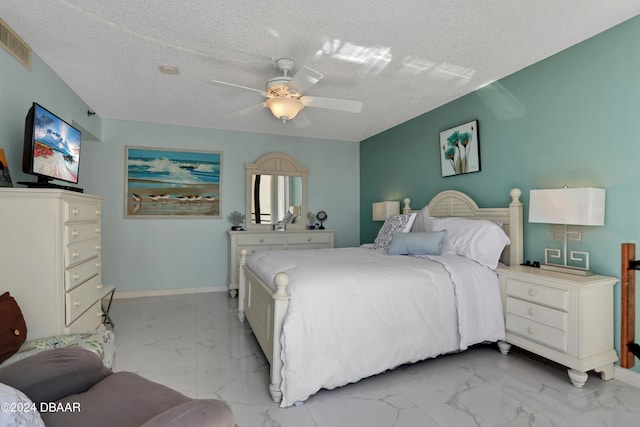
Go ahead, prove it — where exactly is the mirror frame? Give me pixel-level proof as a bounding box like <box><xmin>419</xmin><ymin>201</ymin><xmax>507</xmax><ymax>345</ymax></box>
<box><xmin>245</xmin><ymin>152</ymin><xmax>308</xmax><ymax>230</ymax></box>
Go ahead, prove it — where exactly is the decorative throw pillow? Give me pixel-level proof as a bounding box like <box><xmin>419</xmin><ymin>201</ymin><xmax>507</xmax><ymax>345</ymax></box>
<box><xmin>410</xmin><ymin>206</ymin><xmax>433</xmax><ymax>232</ymax></box>
<box><xmin>0</xmin><ymin>292</ymin><xmax>27</xmax><ymax>364</ymax></box>
<box><xmin>374</xmin><ymin>213</ymin><xmax>416</xmax><ymax>249</ymax></box>
<box><xmin>387</xmin><ymin>230</ymin><xmax>446</xmax><ymax>256</ymax></box>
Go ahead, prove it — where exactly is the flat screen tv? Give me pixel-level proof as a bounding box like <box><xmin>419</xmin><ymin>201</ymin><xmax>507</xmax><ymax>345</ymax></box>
<box><xmin>21</xmin><ymin>102</ymin><xmax>82</xmax><ymax>191</ymax></box>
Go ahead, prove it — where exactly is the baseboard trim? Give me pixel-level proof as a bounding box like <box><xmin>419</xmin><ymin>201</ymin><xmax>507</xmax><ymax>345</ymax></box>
<box><xmin>111</xmin><ymin>286</ymin><xmax>227</xmax><ymax>299</ymax></box>
<box><xmin>614</xmin><ymin>365</ymin><xmax>640</xmax><ymax>389</ymax></box>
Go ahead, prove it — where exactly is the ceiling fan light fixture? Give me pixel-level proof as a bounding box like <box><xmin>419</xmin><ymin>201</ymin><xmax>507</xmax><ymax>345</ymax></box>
<box><xmin>265</xmin><ymin>97</ymin><xmax>303</xmax><ymax>121</ymax></box>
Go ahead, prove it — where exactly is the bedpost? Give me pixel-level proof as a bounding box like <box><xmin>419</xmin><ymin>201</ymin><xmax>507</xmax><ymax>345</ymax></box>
<box><xmin>508</xmin><ymin>188</ymin><xmax>523</xmax><ymax>266</ymax></box>
<box><xmin>269</xmin><ymin>272</ymin><xmax>290</xmax><ymax>403</ymax></box>
<box><xmin>403</xmin><ymin>197</ymin><xmax>411</xmax><ymax>214</ymax></box>
<box><xmin>238</xmin><ymin>248</ymin><xmax>247</xmax><ymax>322</ymax></box>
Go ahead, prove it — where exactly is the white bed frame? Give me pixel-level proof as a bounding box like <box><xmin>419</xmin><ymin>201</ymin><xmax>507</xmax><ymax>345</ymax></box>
<box><xmin>237</xmin><ymin>188</ymin><xmax>523</xmax><ymax>403</ymax></box>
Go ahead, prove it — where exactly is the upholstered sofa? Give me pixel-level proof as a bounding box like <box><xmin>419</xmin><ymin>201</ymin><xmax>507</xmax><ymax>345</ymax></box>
<box><xmin>0</xmin><ymin>345</ymin><xmax>236</xmax><ymax>427</ymax></box>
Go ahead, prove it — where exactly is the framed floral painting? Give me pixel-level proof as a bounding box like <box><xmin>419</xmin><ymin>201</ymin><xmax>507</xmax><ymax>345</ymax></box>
<box><xmin>439</xmin><ymin>120</ymin><xmax>480</xmax><ymax>177</ymax></box>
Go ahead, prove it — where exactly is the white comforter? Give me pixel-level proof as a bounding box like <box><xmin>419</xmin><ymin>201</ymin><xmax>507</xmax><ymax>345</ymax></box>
<box><xmin>246</xmin><ymin>247</ymin><xmax>505</xmax><ymax>407</ymax></box>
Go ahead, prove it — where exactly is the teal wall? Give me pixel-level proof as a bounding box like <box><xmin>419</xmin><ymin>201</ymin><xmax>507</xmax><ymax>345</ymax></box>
<box><xmin>361</xmin><ymin>16</ymin><xmax>640</xmax><ymax>370</ymax></box>
<box><xmin>1</xmin><ymin>46</ymin><xmax>360</xmax><ymax>295</ymax></box>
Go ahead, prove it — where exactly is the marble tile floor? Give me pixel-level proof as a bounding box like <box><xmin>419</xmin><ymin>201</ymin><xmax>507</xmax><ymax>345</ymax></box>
<box><xmin>110</xmin><ymin>292</ymin><xmax>640</xmax><ymax>427</ymax></box>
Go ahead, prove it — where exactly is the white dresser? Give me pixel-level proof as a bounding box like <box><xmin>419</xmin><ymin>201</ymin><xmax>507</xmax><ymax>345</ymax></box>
<box><xmin>497</xmin><ymin>265</ymin><xmax>618</xmax><ymax>387</ymax></box>
<box><xmin>0</xmin><ymin>189</ymin><xmax>106</xmax><ymax>340</ymax></box>
<box><xmin>227</xmin><ymin>229</ymin><xmax>334</xmax><ymax>296</ymax></box>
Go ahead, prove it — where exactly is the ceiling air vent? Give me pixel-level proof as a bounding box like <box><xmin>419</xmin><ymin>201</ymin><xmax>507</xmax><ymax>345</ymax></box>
<box><xmin>0</xmin><ymin>18</ymin><xmax>32</xmax><ymax>70</ymax></box>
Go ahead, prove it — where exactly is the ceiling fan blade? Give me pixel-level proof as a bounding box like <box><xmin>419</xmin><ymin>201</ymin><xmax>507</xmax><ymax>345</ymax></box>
<box><xmin>208</xmin><ymin>80</ymin><xmax>267</xmax><ymax>97</ymax></box>
<box><xmin>287</xmin><ymin>66</ymin><xmax>323</xmax><ymax>95</ymax></box>
<box><xmin>293</xmin><ymin>111</ymin><xmax>311</xmax><ymax>129</ymax></box>
<box><xmin>226</xmin><ymin>102</ymin><xmax>266</xmax><ymax>119</ymax></box>
<box><xmin>300</xmin><ymin>96</ymin><xmax>363</xmax><ymax>113</ymax></box>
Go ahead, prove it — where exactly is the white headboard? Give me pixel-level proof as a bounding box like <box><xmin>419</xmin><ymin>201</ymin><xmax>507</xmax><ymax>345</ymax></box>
<box><xmin>404</xmin><ymin>188</ymin><xmax>523</xmax><ymax>266</ymax></box>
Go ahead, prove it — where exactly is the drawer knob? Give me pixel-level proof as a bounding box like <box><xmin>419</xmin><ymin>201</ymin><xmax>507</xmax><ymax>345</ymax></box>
<box><xmin>259</xmin><ymin>238</ymin><xmax>264</xmax><ymax>243</ymax></box>
<box><xmin>527</xmin><ymin>307</ymin><xmax>537</xmax><ymax>316</ymax></box>
<box><xmin>307</xmin><ymin>237</ymin><xmax>311</xmax><ymax>242</ymax></box>
<box><xmin>72</xmin><ymin>208</ymin><xmax>79</xmax><ymax>216</ymax></box>
<box><xmin>527</xmin><ymin>288</ymin><xmax>537</xmax><ymax>297</ymax></box>
<box><xmin>73</xmin><ymin>251</ymin><xmax>79</xmax><ymax>258</ymax></box>
<box><xmin>74</xmin><ymin>300</ymin><xmax>81</xmax><ymax>307</ymax></box>
<box><xmin>72</xmin><ymin>229</ymin><xmax>79</xmax><ymax>237</ymax></box>
<box><xmin>527</xmin><ymin>327</ymin><xmax>535</xmax><ymax>335</ymax></box>
<box><xmin>73</xmin><ymin>273</ymin><xmax>80</xmax><ymax>280</ymax></box>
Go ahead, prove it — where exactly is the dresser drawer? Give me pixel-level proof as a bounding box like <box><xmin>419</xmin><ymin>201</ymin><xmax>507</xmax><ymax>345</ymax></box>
<box><xmin>67</xmin><ymin>300</ymin><xmax>103</xmax><ymax>333</ymax></box>
<box><xmin>65</xmin><ymin>201</ymin><xmax>101</xmax><ymax>222</ymax></box>
<box><xmin>236</xmin><ymin>234</ymin><xmax>286</xmax><ymax>246</ymax></box>
<box><xmin>65</xmin><ymin>275</ymin><xmax>102</xmax><ymax>324</ymax></box>
<box><xmin>65</xmin><ymin>222</ymin><xmax>100</xmax><ymax>244</ymax></box>
<box><xmin>506</xmin><ymin>279</ymin><xmax>568</xmax><ymax>310</ymax></box>
<box><xmin>66</xmin><ymin>238</ymin><xmax>100</xmax><ymax>267</ymax></box>
<box><xmin>286</xmin><ymin>233</ymin><xmax>332</xmax><ymax>245</ymax></box>
<box><xmin>506</xmin><ymin>297</ymin><xmax>567</xmax><ymax>331</ymax></box>
<box><xmin>65</xmin><ymin>258</ymin><xmax>101</xmax><ymax>291</ymax></box>
<box><xmin>237</xmin><ymin>245</ymin><xmax>273</xmax><ymax>257</ymax></box>
<box><xmin>507</xmin><ymin>313</ymin><xmax>567</xmax><ymax>352</ymax></box>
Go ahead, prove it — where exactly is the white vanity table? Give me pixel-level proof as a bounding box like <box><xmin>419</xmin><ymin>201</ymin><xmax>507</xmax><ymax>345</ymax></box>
<box><xmin>226</xmin><ymin>229</ymin><xmax>334</xmax><ymax>296</ymax></box>
<box><xmin>227</xmin><ymin>152</ymin><xmax>334</xmax><ymax>296</ymax></box>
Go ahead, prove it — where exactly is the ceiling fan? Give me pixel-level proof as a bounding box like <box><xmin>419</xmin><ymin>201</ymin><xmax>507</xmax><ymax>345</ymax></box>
<box><xmin>208</xmin><ymin>58</ymin><xmax>363</xmax><ymax>126</ymax></box>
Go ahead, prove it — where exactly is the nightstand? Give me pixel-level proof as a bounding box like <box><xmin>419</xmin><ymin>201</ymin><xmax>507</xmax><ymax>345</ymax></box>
<box><xmin>496</xmin><ymin>265</ymin><xmax>618</xmax><ymax>387</ymax></box>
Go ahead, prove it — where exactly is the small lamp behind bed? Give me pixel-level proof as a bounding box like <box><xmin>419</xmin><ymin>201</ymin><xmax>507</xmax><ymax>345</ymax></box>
<box><xmin>528</xmin><ymin>186</ymin><xmax>605</xmax><ymax>275</ymax></box>
<box><xmin>372</xmin><ymin>201</ymin><xmax>400</xmax><ymax>221</ymax></box>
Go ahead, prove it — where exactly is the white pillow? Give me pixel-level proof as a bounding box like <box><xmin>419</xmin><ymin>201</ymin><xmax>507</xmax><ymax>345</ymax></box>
<box><xmin>374</xmin><ymin>213</ymin><xmax>416</xmax><ymax>249</ymax></box>
<box><xmin>410</xmin><ymin>206</ymin><xmax>433</xmax><ymax>232</ymax></box>
<box><xmin>431</xmin><ymin>217</ymin><xmax>510</xmax><ymax>269</ymax></box>
<box><xmin>0</xmin><ymin>382</ymin><xmax>45</xmax><ymax>427</ymax></box>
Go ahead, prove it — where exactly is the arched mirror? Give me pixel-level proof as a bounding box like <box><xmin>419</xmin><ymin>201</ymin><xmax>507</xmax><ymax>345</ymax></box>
<box><xmin>245</xmin><ymin>152</ymin><xmax>308</xmax><ymax>230</ymax></box>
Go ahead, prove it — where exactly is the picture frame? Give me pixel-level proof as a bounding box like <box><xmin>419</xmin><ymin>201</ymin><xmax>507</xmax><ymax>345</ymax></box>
<box><xmin>125</xmin><ymin>146</ymin><xmax>222</xmax><ymax>218</ymax></box>
<box><xmin>439</xmin><ymin>120</ymin><xmax>480</xmax><ymax>177</ymax></box>
<box><xmin>0</xmin><ymin>149</ymin><xmax>13</xmax><ymax>187</ymax></box>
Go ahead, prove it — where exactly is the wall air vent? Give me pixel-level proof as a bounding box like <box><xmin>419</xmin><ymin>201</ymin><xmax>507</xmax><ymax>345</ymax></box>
<box><xmin>0</xmin><ymin>18</ymin><xmax>32</xmax><ymax>70</ymax></box>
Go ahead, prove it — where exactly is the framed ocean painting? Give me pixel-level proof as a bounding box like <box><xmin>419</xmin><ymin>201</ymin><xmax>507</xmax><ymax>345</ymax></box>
<box><xmin>125</xmin><ymin>146</ymin><xmax>222</xmax><ymax>218</ymax></box>
<box><xmin>439</xmin><ymin>120</ymin><xmax>480</xmax><ymax>177</ymax></box>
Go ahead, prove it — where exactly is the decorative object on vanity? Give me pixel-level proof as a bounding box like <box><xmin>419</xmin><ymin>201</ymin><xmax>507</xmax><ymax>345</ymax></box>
<box><xmin>529</xmin><ymin>187</ymin><xmax>605</xmax><ymax>275</ymax></box>
<box><xmin>620</xmin><ymin>243</ymin><xmax>640</xmax><ymax>369</ymax></box>
<box><xmin>245</xmin><ymin>152</ymin><xmax>308</xmax><ymax>230</ymax></box>
<box><xmin>124</xmin><ymin>146</ymin><xmax>221</xmax><ymax>218</ymax></box>
<box><xmin>209</xmin><ymin>58</ymin><xmax>363</xmax><ymax>126</ymax></box>
<box><xmin>306</xmin><ymin>211</ymin><xmax>316</xmax><ymax>229</ymax></box>
<box><xmin>316</xmin><ymin>210</ymin><xmax>327</xmax><ymax>229</ymax></box>
<box><xmin>372</xmin><ymin>201</ymin><xmax>400</xmax><ymax>221</ymax></box>
<box><xmin>439</xmin><ymin>119</ymin><xmax>480</xmax><ymax>177</ymax></box>
<box><xmin>0</xmin><ymin>149</ymin><xmax>13</xmax><ymax>187</ymax></box>
<box><xmin>497</xmin><ymin>266</ymin><xmax>618</xmax><ymax>388</ymax></box>
<box><xmin>227</xmin><ymin>210</ymin><xmax>245</xmax><ymax>230</ymax></box>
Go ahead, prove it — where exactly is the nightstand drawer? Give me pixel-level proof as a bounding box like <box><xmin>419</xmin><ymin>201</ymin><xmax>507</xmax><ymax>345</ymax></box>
<box><xmin>65</xmin><ymin>201</ymin><xmax>101</xmax><ymax>222</ymax></box>
<box><xmin>506</xmin><ymin>279</ymin><xmax>568</xmax><ymax>310</ymax></box>
<box><xmin>506</xmin><ymin>297</ymin><xmax>567</xmax><ymax>331</ymax></box>
<box><xmin>66</xmin><ymin>238</ymin><xmax>100</xmax><ymax>267</ymax></box>
<box><xmin>507</xmin><ymin>313</ymin><xmax>567</xmax><ymax>352</ymax></box>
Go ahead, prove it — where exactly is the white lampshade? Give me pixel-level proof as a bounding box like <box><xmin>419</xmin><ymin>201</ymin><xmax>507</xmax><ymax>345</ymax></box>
<box><xmin>265</xmin><ymin>97</ymin><xmax>304</xmax><ymax>120</ymax></box>
<box><xmin>529</xmin><ymin>187</ymin><xmax>606</xmax><ymax>226</ymax></box>
<box><xmin>372</xmin><ymin>201</ymin><xmax>400</xmax><ymax>221</ymax></box>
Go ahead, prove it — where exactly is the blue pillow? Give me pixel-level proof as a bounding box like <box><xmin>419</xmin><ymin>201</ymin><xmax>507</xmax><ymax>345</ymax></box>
<box><xmin>387</xmin><ymin>231</ymin><xmax>446</xmax><ymax>256</ymax></box>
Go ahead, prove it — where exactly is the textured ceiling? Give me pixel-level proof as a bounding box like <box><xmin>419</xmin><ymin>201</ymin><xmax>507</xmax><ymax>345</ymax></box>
<box><xmin>1</xmin><ymin>1</ymin><xmax>639</xmax><ymax>142</ymax></box>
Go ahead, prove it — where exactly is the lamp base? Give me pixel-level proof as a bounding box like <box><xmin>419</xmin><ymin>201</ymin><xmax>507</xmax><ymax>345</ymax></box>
<box><xmin>540</xmin><ymin>263</ymin><xmax>594</xmax><ymax>276</ymax></box>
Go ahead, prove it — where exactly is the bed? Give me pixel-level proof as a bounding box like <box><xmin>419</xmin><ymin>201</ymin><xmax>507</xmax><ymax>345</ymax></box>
<box><xmin>237</xmin><ymin>188</ymin><xmax>523</xmax><ymax>406</ymax></box>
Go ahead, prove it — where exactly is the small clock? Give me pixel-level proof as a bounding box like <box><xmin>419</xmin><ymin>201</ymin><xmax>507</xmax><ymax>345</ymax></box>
<box><xmin>316</xmin><ymin>210</ymin><xmax>327</xmax><ymax>229</ymax></box>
